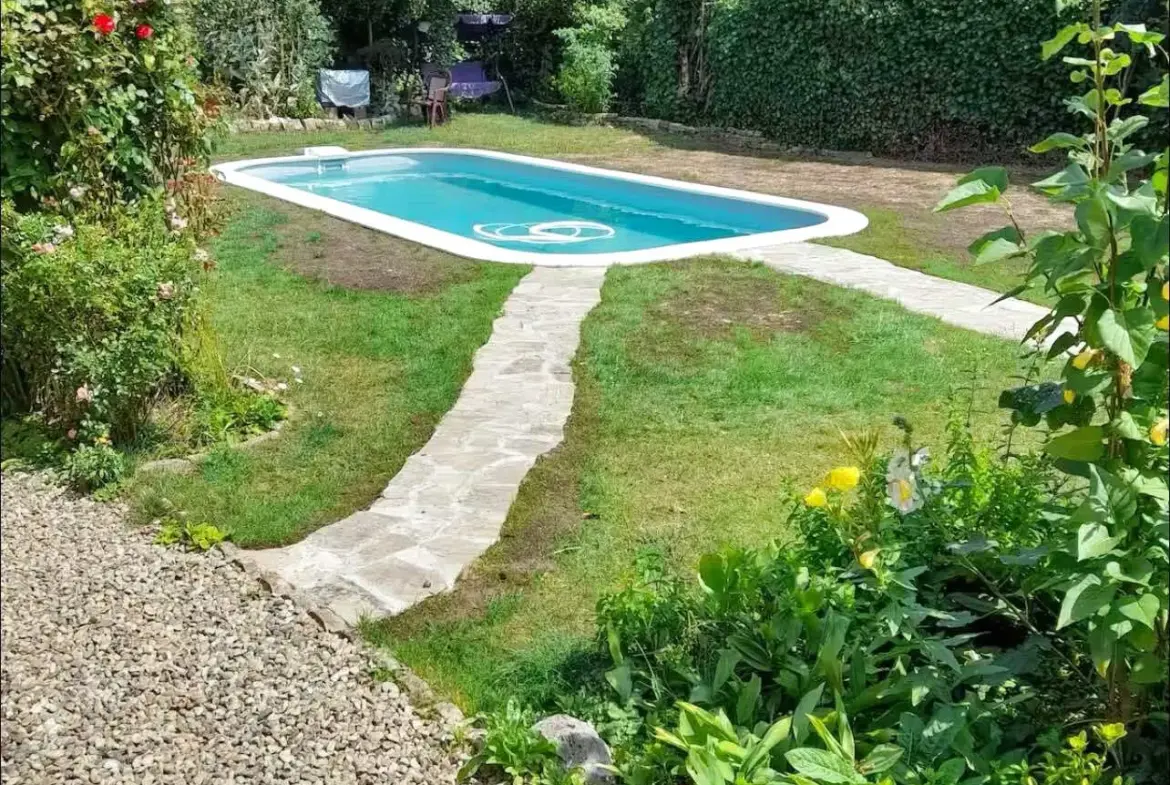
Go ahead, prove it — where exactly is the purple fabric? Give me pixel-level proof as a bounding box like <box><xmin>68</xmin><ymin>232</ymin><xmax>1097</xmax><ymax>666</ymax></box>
<box><xmin>448</xmin><ymin>61</ymin><xmax>500</xmax><ymax>99</ymax></box>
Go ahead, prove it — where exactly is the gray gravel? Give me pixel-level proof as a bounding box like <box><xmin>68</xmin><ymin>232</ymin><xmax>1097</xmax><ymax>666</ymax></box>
<box><xmin>1</xmin><ymin>472</ymin><xmax>465</xmax><ymax>784</ymax></box>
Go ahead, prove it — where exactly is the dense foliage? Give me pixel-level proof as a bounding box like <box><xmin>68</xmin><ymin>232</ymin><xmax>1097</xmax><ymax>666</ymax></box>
<box><xmin>0</xmin><ymin>0</ymin><xmax>215</xmax><ymax>206</ymax></box>
<box><xmin>576</xmin><ymin>0</ymin><xmax>1167</xmax><ymax>160</ymax></box>
<box><xmin>552</xmin><ymin>1</ymin><xmax>625</xmax><ymax>113</ymax></box>
<box><xmin>466</xmin><ymin>7</ymin><xmax>1169</xmax><ymax>784</ymax></box>
<box><xmin>193</xmin><ymin>0</ymin><xmax>335</xmax><ymax>118</ymax></box>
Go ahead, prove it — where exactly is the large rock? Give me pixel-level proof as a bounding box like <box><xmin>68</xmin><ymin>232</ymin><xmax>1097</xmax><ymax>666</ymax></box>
<box><xmin>533</xmin><ymin>714</ymin><xmax>613</xmax><ymax>784</ymax></box>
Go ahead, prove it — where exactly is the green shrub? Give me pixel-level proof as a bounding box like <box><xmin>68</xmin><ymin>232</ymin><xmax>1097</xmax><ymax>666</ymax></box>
<box><xmin>0</xmin><ymin>0</ymin><xmax>215</xmax><ymax>206</ymax></box>
<box><xmin>194</xmin><ymin>0</ymin><xmax>334</xmax><ymax>118</ymax></box>
<box><xmin>65</xmin><ymin>442</ymin><xmax>127</xmax><ymax>493</ymax></box>
<box><xmin>553</xmin><ymin>1</ymin><xmax>626</xmax><ymax>113</ymax></box>
<box><xmin>612</xmin><ymin>0</ymin><xmax>1167</xmax><ymax>160</ymax></box>
<box><xmin>0</xmin><ymin>200</ymin><xmax>203</xmax><ymax>443</ymax></box>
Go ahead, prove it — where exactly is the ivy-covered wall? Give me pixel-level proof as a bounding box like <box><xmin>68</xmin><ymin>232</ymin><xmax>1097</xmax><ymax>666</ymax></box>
<box><xmin>613</xmin><ymin>0</ymin><xmax>1143</xmax><ymax>159</ymax></box>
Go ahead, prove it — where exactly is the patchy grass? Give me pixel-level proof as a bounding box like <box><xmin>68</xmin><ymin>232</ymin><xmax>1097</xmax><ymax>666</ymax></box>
<box><xmin>369</xmin><ymin>258</ymin><xmax>1028</xmax><ymax>712</ymax></box>
<box><xmin>820</xmin><ymin>208</ymin><xmax>1051</xmax><ymax>305</ymax></box>
<box><xmin>212</xmin><ymin>113</ymin><xmax>657</xmax><ymax>162</ymax></box>
<box><xmin>128</xmin><ymin>199</ymin><xmax>527</xmax><ymax>546</ymax></box>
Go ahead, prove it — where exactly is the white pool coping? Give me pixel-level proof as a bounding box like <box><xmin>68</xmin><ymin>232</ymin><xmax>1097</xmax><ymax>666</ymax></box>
<box><xmin>210</xmin><ymin>147</ymin><xmax>868</xmax><ymax>267</ymax></box>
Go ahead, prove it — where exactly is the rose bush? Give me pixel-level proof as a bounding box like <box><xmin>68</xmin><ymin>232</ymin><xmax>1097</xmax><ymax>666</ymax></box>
<box><xmin>0</xmin><ymin>0</ymin><xmax>215</xmax><ymax>207</ymax></box>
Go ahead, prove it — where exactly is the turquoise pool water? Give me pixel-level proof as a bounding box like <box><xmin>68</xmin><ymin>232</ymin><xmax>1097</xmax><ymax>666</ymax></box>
<box><xmin>240</xmin><ymin>151</ymin><xmax>829</xmax><ymax>255</ymax></box>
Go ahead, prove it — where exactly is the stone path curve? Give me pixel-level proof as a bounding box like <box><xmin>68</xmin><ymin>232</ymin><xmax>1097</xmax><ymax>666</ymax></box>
<box><xmin>242</xmin><ymin>243</ymin><xmax>1048</xmax><ymax>625</ymax></box>
<box><xmin>739</xmin><ymin>243</ymin><xmax>1049</xmax><ymax>340</ymax></box>
<box><xmin>246</xmin><ymin>266</ymin><xmax>606</xmax><ymax>623</ymax></box>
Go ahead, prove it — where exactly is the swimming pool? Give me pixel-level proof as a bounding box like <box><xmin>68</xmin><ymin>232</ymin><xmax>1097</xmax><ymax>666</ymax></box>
<box><xmin>212</xmin><ymin>148</ymin><xmax>867</xmax><ymax>266</ymax></box>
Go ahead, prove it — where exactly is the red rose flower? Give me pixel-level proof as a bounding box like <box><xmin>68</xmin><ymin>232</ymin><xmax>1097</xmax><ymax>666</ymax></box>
<box><xmin>135</xmin><ymin>24</ymin><xmax>153</xmax><ymax>40</ymax></box>
<box><xmin>92</xmin><ymin>14</ymin><xmax>116</xmax><ymax>35</ymax></box>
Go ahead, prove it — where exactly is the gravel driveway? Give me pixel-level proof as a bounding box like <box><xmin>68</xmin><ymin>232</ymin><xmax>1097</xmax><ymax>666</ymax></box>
<box><xmin>1</xmin><ymin>472</ymin><xmax>463</xmax><ymax>784</ymax></box>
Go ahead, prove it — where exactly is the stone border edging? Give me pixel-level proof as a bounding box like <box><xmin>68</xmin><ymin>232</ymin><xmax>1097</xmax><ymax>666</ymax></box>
<box><xmin>227</xmin><ymin>115</ymin><xmax>399</xmax><ymax>134</ymax></box>
<box><xmin>137</xmin><ymin>409</ymin><xmax>292</xmax><ymax>476</ymax></box>
<box><xmin>217</xmin><ymin>540</ymin><xmax>467</xmax><ymax>727</ymax></box>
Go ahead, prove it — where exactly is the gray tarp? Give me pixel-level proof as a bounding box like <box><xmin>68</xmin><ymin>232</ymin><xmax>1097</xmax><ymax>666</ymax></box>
<box><xmin>316</xmin><ymin>69</ymin><xmax>370</xmax><ymax>108</ymax></box>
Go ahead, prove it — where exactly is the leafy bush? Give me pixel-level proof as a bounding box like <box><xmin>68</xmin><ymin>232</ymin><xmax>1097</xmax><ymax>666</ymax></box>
<box><xmin>935</xmin><ymin>0</ymin><xmax>1168</xmax><ymax>737</ymax></box>
<box><xmin>1</xmin><ymin>0</ymin><xmax>215</xmax><ymax>206</ymax></box>
<box><xmin>458</xmin><ymin>700</ymin><xmax>584</xmax><ymax>784</ymax></box>
<box><xmin>611</xmin><ymin>0</ymin><xmax>1167</xmax><ymax>160</ymax></box>
<box><xmin>0</xmin><ymin>201</ymin><xmax>203</xmax><ymax>443</ymax></box>
<box><xmin>194</xmin><ymin>0</ymin><xmax>335</xmax><ymax>118</ymax></box>
<box><xmin>65</xmin><ymin>442</ymin><xmax>127</xmax><ymax>493</ymax></box>
<box><xmin>553</xmin><ymin>1</ymin><xmax>626</xmax><ymax>113</ymax></box>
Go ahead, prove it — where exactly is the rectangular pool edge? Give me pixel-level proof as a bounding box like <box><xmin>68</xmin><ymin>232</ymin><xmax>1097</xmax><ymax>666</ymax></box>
<box><xmin>211</xmin><ymin>147</ymin><xmax>869</xmax><ymax>267</ymax></box>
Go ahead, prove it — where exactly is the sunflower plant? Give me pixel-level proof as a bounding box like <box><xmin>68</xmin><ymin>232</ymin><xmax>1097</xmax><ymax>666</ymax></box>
<box><xmin>935</xmin><ymin>0</ymin><xmax>1169</xmax><ymax>727</ymax></box>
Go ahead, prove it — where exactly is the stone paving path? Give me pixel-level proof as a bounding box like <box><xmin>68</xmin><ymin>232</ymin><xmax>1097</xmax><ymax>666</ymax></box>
<box><xmin>247</xmin><ymin>267</ymin><xmax>606</xmax><ymax>623</ymax></box>
<box><xmin>243</xmin><ymin>242</ymin><xmax>1050</xmax><ymax>625</ymax></box>
<box><xmin>739</xmin><ymin>242</ymin><xmax>1049</xmax><ymax>341</ymax></box>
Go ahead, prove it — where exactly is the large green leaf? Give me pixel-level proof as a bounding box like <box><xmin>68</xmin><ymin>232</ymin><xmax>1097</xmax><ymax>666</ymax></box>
<box><xmin>735</xmin><ymin>674</ymin><xmax>761</xmax><ymax>725</ymax></box>
<box><xmin>1095</xmin><ymin>307</ymin><xmax>1156</xmax><ymax>367</ymax></box>
<box><xmin>1118</xmin><ymin>593</ymin><xmax>1160</xmax><ymax>629</ymax></box>
<box><xmin>967</xmin><ymin>227</ymin><xmax>1024</xmax><ymax>265</ymax></box>
<box><xmin>959</xmin><ymin>166</ymin><xmax>1009</xmax><ymax>192</ymax></box>
<box><xmin>785</xmin><ymin>748</ymin><xmax>863</xmax><ymax>784</ymax></box>
<box><xmin>1138</xmin><ymin>75</ymin><xmax>1169</xmax><ymax>107</ymax></box>
<box><xmin>933</xmin><ymin>179</ymin><xmax>1000</xmax><ymax>213</ymax></box>
<box><xmin>1030</xmin><ymin>132</ymin><xmax>1087</xmax><ymax>153</ymax></box>
<box><xmin>1075</xmin><ymin>193</ymin><xmax>1111</xmax><ymax>248</ymax></box>
<box><xmin>743</xmin><ymin>716</ymin><xmax>792</xmax><ymax>774</ymax></box>
<box><xmin>857</xmin><ymin>744</ymin><xmax>904</xmax><ymax>775</ymax></box>
<box><xmin>792</xmin><ymin>683</ymin><xmax>824</xmax><ymax>743</ymax></box>
<box><xmin>1077</xmin><ymin>523</ymin><xmax>1120</xmax><ymax>560</ymax></box>
<box><xmin>1042</xmin><ymin>23</ymin><xmax>1086</xmax><ymax>60</ymax></box>
<box><xmin>1033</xmin><ymin>163</ymin><xmax>1091</xmax><ymax>201</ymax></box>
<box><xmin>1045</xmin><ymin>426</ymin><xmax>1105</xmax><ymax>461</ymax></box>
<box><xmin>1130</xmin><ymin>215</ymin><xmax>1170</xmax><ymax>267</ymax></box>
<box><xmin>1057</xmin><ymin>574</ymin><xmax>1117</xmax><ymax>629</ymax></box>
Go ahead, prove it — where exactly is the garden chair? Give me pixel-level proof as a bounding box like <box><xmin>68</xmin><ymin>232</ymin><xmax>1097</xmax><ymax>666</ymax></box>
<box><xmin>421</xmin><ymin>71</ymin><xmax>450</xmax><ymax>128</ymax></box>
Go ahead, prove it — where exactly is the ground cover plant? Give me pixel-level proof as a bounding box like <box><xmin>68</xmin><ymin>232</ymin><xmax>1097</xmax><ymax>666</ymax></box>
<box><xmin>383</xmin><ymin>7</ymin><xmax>1169</xmax><ymax>784</ymax></box>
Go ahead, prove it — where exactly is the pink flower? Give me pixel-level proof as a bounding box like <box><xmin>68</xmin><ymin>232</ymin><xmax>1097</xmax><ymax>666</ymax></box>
<box><xmin>76</xmin><ymin>385</ymin><xmax>93</xmax><ymax>404</ymax></box>
<box><xmin>135</xmin><ymin>24</ymin><xmax>153</xmax><ymax>40</ymax></box>
<box><xmin>31</xmin><ymin>242</ymin><xmax>56</xmax><ymax>254</ymax></box>
<box><xmin>92</xmin><ymin>14</ymin><xmax>116</xmax><ymax>36</ymax></box>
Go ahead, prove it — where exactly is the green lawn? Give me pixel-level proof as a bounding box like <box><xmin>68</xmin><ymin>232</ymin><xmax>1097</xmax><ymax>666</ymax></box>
<box><xmin>213</xmin><ymin>112</ymin><xmax>658</xmax><ymax>161</ymax></box>
<box><xmin>129</xmin><ymin>200</ymin><xmax>527</xmax><ymax>546</ymax></box>
<box><xmin>820</xmin><ymin>207</ymin><xmax>1050</xmax><ymax>305</ymax></box>
<box><xmin>370</xmin><ymin>258</ymin><xmax>1028</xmax><ymax>712</ymax></box>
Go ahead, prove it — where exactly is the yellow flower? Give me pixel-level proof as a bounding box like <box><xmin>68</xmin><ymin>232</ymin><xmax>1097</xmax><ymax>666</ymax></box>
<box><xmin>1063</xmin><ymin>389</ymin><xmax>1076</xmax><ymax>404</ymax></box>
<box><xmin>1158</xmin><ymin>314</ymin><xmax>1170</xmax><ymax>331</ymax></box>
<box><xmin>1162</xmin><ymin>281</ymin><xmax>1169</xmax><ymax>301</ymax></box>
<box><xmin>804</xmin><ymin>487</ymin><xmax>828</xmax><ymax>508</ymax></box>
<box><xmin>1151</xmin><ymin>418</ymin><xmax>1169</xmax><ymax>447</ymax></box>
<box><xmin>826</xmin><ymin>466</ymin><xmax>861</xmax><ymax>492</ymax></box>
<box><xmin>1072</xmin><ymin>349</ymin><xmax>1096</xmax><ymax>370</ymax></box>
<box><xmin>858</xmin><ymin>549</ymin><xmax>880</xmax><ymax>570</ymax></box>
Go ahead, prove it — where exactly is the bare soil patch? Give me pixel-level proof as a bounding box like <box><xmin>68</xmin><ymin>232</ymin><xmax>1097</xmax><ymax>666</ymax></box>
<box><xmin>571</xmin><ymin>149</ymin><xmax>1071</xmax><ymax>257</ymax></box>
<box><xmin>237</xmin><ymin>192</ymin><xmax>480</xmax><ymax>294</ymax></box>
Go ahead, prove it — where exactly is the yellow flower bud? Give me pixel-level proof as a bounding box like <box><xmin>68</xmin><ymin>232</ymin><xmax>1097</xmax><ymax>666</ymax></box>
<box><xmin>859</xmin><ymin>549</ymin><xmax>880</xmax><ymax>570</ymax></box>
<box><xmin>1063</xmin><ymin>389</ymin><xmax>1076</xmax><ymax>404</ymax></box>
<box><xmin>1151</xmin><ymin>418</ymin><xmax>1169</xmax><ymax>447</ymax></box>
<box><xmin>826</xmin><ymin>466</ymin><xmax>861</xmax><ymax>492</ymax></box>
<box><xmin>804</xmin><ymin>487</ymin><xmax>828</xmax><ymax>508</ymax></box>
<box><xmin>1072</xmin><ymin>349</ymin><xmax>1096</xmax><ymax>370</ymax></box>
<box><xmin>1158</xmin><ymin>314</ymin><xmax>1170</xmax><ymax>331</ymax></box>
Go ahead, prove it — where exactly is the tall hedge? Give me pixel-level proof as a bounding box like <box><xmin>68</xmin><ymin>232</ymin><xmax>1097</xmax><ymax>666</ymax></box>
<box><xmin>614</xmin><ymin>0</ymin><xmax>1162</xmax><ymax>159</ymax></box>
